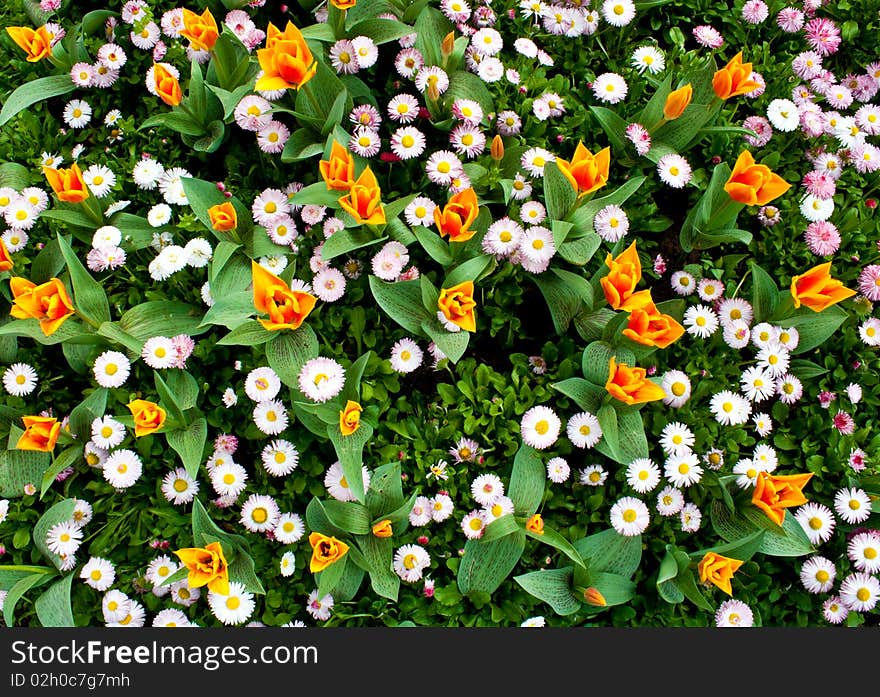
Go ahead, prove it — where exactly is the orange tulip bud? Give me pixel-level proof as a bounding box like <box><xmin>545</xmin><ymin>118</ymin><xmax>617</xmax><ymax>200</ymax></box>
<box><xmin>43</xmin><ymin>163</ymin><xmax>89</xmax><ymax>204</ymax></box>
<box><xmin>331</xmin><ymin>0</ymin><xmax>358</xmax><ymax>8</ymax></box>
<box><xmin>605</xmin><ymin>356</ymin><xmax>666</xmax><ymax>405</ymax></box>
<box><xmin>180</xmin><ymin>7</ymin><xmax>219</xmax><ymax>52</ymax></box>
<box><xmin>252</xmin><ymin>260</ymin><xmax>317</xmax><ymax>331</ymax></box>
<box><xmin>309</xmin><ymin>532</ymin><xmax>350</xmax><ymax>572</ymax></box>
<box><xmin>491</xmin><ymin>135</ymin><xmax>504</xmax><ymax>161</ymax></box>
<box><xmin>555</xmin><ymin>142</ymin><xmax>610</xmax><ymax>198</ymax></box>
<box><xmin>622</xmin><ymin>301</ymin><xmax>685</xmax><ymax>349</ymax></box>
<box><xmin>790</xmin><ymin>262</ymin><xmax>856</xmax><ymax>312</ymax></box>
<box><xmin>698</xmin><ymin>552</ymin><xmax>743</xmax><ymax>596</ymax></box>
<box><xmin>174</xmin><ymin>541</ymin><xmax>229</xmax><ymax>595</ymax></box>
<box><xmin>583</xmin><ymin>587</ymin><xmax>607</xmax><ymax>607</ymax></box>
<box><xmin>712</xmin><ymin>51</ymin><xmax>761</xmax><ymax>100</ymax></box>
<box><xmin>339</xmin><ymin>400</ymin><xmax>363</xmax><ymax>436</ymax></box>
<box><xmin>372</xmin><ymin>519</ymin><xmax>393</xmax><ymax>538</ymax></box>
<box><xmin>438</xmin><ymin>280</ymin><xmax>477</xmax><ymax>333</ymax></box>
<box><xmin>9</xmin><ymin>276</ymin><xmax>75</xmax><ymax>336</ymax></box>
<box><xmin>151</xmin><ymin>62</ymin><xmax>182</xmax><ymax>107</ymax></box>
<box><xmin>255</xmin><ymin>21</ymin><xmax>317</xmax><ymax>92</ymax></box>
<box><xmin>599</xmin><ymin>241</ymin><xmax>653</xmax><ymax>312</ymax></box>
<box><xmin>434</xmin><ymin>187</ymin><xmax>480</xmax><ymax>242</ymax></box>
<box><xmin>319</xmin><ymin>140</ymin><xmax>355</xmax><ymax>192</ymax></box>
<box><xmin>525</xmin><ymin>513</ymin><xmax>544</xmax><ymax>535</ymax></box>
<box><xmin>442</xmin><ymin>31</ymin><xmax>455</xmax><ymax>57</ymax></box>
<box><xmin>0</xmin><ymin>238</ymin><xmax>14</xmax><ymax>272</ymax></box>
<box><xmin>16</xmin><ymin>415</ymin><xmax>61</xmax><ymax>451</ymax></box>
<box><xmin>207</xmin><ymin>201</ymin><xmax>238</xmax><ymax>232</ymax></box>
<box><xmin>751</xmin><ymin>471</ymin><xmax>813</xmax><ymax>526</ymax></box>
<box><xmin>724</xmin><ymin>150</ymin><xmax>790</xmax><ymax>206</ymax></box>
<box><xmin>663</xmin><ymin>83</ymin><xmax>693</xmax><ymax>120</ymax></box>
<box><xmin>338</xmin><ymin>166</ymin><xmax>385</xmax><ymax>226</ymax></box>
<box><xmin>6</xmin><ymin>25</ymin><xmax>53</xmax><ymax>62</ymax></box>
<box><xmin>127</xmin><ymin>399</ymin><xmax>167</xmax><ymax>437</ymax></box>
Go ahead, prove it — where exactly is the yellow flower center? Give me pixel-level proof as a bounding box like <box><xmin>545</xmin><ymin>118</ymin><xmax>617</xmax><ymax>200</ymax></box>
<box><xmin>671</xmin><ymin>382</ymin><xmax>686</xmax><ymax>396</ymax></box>
<box><xmin>90</xmin><ymin>569</ymin><xmax>102</xmax><ymax>580</ymax></box>
<box><xmin>73</xmin><ymin>109</ymin><xmax>82</xmax><ymax>118</ymax></box>
<box><xmin>532</xmin><ymin>239</ymin><xmax>544</xmax><ymax>250</ymax></box>
<box><xmin>105</xmin><ymin>363</ymin><xmax>118</xmax><ymax>375</ymax></box>
<box><xmin>535</xmin><ymin>419</ymin><xmax>549</xmax><ymax>435</ymax></box>
<box><xmin>613</xmin><ymin>3</ymin><xmax>624</xmax><ymax>13</ymax></box>
<box><xmin>222</xmin><ymin>473</ymin><xmax>235</xmax><ymax>485</ymax></box>
<box><xmin>669</xmin><ymin>166</ymin><xmax>680</xmax><ymax>176</ymax></box>
<box><xmin>93</xmin><ymin>176</ymin><xmax>104</xmax><ymax>185</ymax></box>
<box><xmin>491</xmin><ymin>503</ymin><xmax>503</xmax><ymax>517</ymax></box>
<box><xmin>638</xmin><ymin>470</ymin><xmax>649</xmax><ymax>480</ymax></box>
<box><xmin>468</xmin><ymin>517</ymin><xmax>483</xmax><ymax>531</ymax></box>
<box><xmin>252</xmin><ymin>508</ymin><xmax>268</xmax><ymax>524</ymax></box>
<box><xmin>358</xmin><ymin>136</ymin><xmax>371</xmax><ymax>147</ymax></box>
<box><xmin>339</xmin><ymin>476</ymin><xmax>348</xmax><ymax>488</ymax></box>
<box><xmin>677</xmin><ymin>463</ymin><xmax>689</xmax><ymax>474</ymax></box>
<box><xmin>226</xmin><ymin>596</ymin><xmax>241</xmax><ymax>610</ymax></box>
<box><xmin>173</xmin><ymin>479</ymin><xmax>188</xmax><ymax>493</ymax></box>
<box><xmin>266</xmin><ymin>410</ymin><xmax>277</xmax><ymax>422</ymax></box>
<box><xmin>857</xmin><ymin>588</ymin><xmax>871</xmax><ymax>602</ymax></box>
<box><xmin>696</xmin><ymin>316</ymin><xmax>706</xmax><ymax>326</ymax></box>
<box><xmin>533</xmin><ymin>156</ymin><xmax>545</xmax><ymax>167</ymax></box>
<box><xmin>402</xmin><ymin>135</ymin><xmax>415</xmax><ymax>148</ymax></box>
<box><xmin>746</xmin><ymin>468</ymin><xmax>757</xmax><ymax>479</ymax></box>
<box><xmin>865</xmin><ymin>548</ymin><xmax>877</xmax><ymax>559</ymax></box>
<box><xmin>589</xmin><ymin>472</ymin><xmax>601</xmax><ymax>483</ymax></box>
<box><xmin>622</xmin><ymin>509</ymin><xmax>636</xmax><ymax>523</ymax></box>
<box><xmin>274</xmin><ymin>451</ymin><xmax>286</xmax><ymax>464</ymax></box>
<box><xmin>438</xmin><ymin>161</ymin><xmax>451</xmax><ymax>173</ymax></box>
<box><xmin>815</xmin><ymin>570</ymin><xmax>829</xmax><ymax>583</ymax></box>
<box><xmin>283</xmin><ymin>522</ymin><xmax>295</xmax><ymax>533</ymax></box>
<box><xmin>499</xmin><ymin>230</ymin><xmax>512</xmax><ymax>243</ymax></box>
<box><xmin>722</xmin><ymin>402</ymin><xmax>733</xmax><ymax>412</ymax></box>
<box><xmin>849</xmin><ymin>500</ymin><xmax>861</xmax><ymax>510</ymax></box>
<box><xmin>809</xmin><ymin>517</ymin><xmax>823</xmax><ymax>530</ymax></box>
<box><xmin>403</xmin><ymin>553</ymin><xmax>418</xmax><ymax>569</ymax></box>
<box><xmin>462</xmin><ymin>134</ymin><xmax>473</xmax><ymax>146</ymax></box>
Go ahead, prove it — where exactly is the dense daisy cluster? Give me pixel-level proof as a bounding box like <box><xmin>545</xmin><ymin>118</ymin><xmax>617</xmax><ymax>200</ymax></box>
<box><xmin>0</xmin><ymin>0</ymin><xmax>878</xmax><ymax>632</ymax></box>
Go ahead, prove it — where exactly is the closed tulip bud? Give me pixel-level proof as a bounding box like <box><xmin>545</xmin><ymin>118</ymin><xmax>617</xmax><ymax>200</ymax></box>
<box><xmin>583</xmin><ymin>587</ymin><xmax>607</xmax><ymax>607</ymax></box>
<box><xmin>663</xmin><ymin>83</ymin><xmax>692</xmax><ymax>120</ymax></box>
<box><xmin>427</xmin><ymin>82</ymin><xmax>440</xmax><ymax>102</ymax></box>
<box><xmin>491</xmin><ymin>135</ymin><xmax>505</xmax><ymax>161</ymax></box>
<box><xmin>442</xmin><ymin>31</ymin><xmax>455</xmax><ymax>58</ymax></box>
<box><xmin>340</xmin><ymin>400</ymin><xmax>363</xmax><ymax>436</ymax></box>
<box><xmin>207</xmin><ymin>201</ymin><xmax>237</xmax><ymax>231</ymax></box>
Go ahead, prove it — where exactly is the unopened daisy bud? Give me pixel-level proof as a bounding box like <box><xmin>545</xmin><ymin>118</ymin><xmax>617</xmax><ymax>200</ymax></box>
<box><xmin>491</xmin><ymin>134</ymin><xmax>504</xmax><ymax>161</ymax></box>
<box><xmin>442</xmin><ymin>31</ymin><xmax>455</xmax><ymax>58</ymax></box>
<box><xmin>583</xmin><ymin>587</ymin><xmax>607</xmax><ymax>606</ymax></box>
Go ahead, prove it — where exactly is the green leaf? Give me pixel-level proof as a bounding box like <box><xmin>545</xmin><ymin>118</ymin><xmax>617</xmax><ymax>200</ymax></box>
<box><xmin>39</xmin><ymin>445</ymin><xmax>82</xmax><ymax>500</ymax></box>
<box><xmin>558</xmin><ymin>232</ymin><xmax>602</xmax><ymax>266</ymax></box>
<box><xmin>322</xmin><ymin>227</ymin><xmax>386</xmax><ymax>261</ymax></box>
<box><xmin>56</xmin><ymin>233</ymin><xmax>110</xmax><ymax>326</ymax></box>
<box><xmin>457</xmin><ymin>530</ymin><xmax>526</xmax><ymax>597</ymax></box>
<box><xmin>514</xmin><ymin>568</ymin><xmax>581</xmax><ymax>616</ymax></box>
<box><xmin>319</xmin><ymin>499</ymin><xmax>372</xmax><ymax>535</ymax></box>
<box><xmin>0</xmin><ymin>75</ymin><xmax>77</xmax><ymax>128</ymax></box>
<box><xmin>543</xmin><ymin>160</ymin><xmax>576</xmax><ymax>221</ymax></box>
<box><xmin>0</xmin><ymin>450</ymin><xmax>51</xmax><ymax>498</ymax></box>
<box><xmin>789</xmin><ymin>359</ymin><xmax>829</xmax><ymax>380</ymax></box>
<box><xmin>154</xmin><ymin>372</ymin><xmax>187</xmax><ymax>426</ymax></box>
<box><xmin>444</xmin><ymin>254</ymin><xmax>494</xmax><ymax>289</ymax></box>
<box><xmin>198</xmin><ymin>292</ymin><xmax>253</xmax><ymax>330</ymax></box>
<box><xmin>573</xmin><ymin>307</ymin><xmax>618</xmax><ymax>343</ymax></box>
<box><xmin>421</xmin><ymin>318</ymin><xmax>470</xmax><ymax>364</ymax></box>
<box><xmin>614</xmin><ymin>408</ymin><xmax>650</xmax><ymax>464</ymax></box>
<box><xmin>0</xmin><ymin>162</ymin><xmax>31</xmax><ymax>191</ymax></box>
<box><xmin>356</xmin><ymin>534</ymin><xmax>399</xmax><ymax>601</ymax></box>
<box><xmin>266</xmin><ymin>325</ymin><xmax>320</xmax><ymax>389</ymax></box>
<box><xmin>507</xmin><ymin>444</ymin><xmax>545</xmax><ymax>517</ymax></box>
<box><xmin>347</xmin><ymin>18</ymin><xmax>414</xmax><ymax>44</ymax></box>
<box><xmin>3</xmin><ymin>572</ymin><xmax>54</xmax><ymax>627</ymax></box>
<box><xmin>96</xmin><ymin>322</ymin><xmax>143</xmax><ymax>354</ymax></box>
<box><xmin>750</xmin><ymin>262</ymin><xmax>779</xmax><ymax>324</ymax></box>
<box><xmin>774</xmin><ymin>305</ymin><xmax>848</xmax><ymax>355</ymax></box>
<box><xmin>574</xmin><ymin>529</ymin><xmax>642</xmax><ymax>577</ymax></box>
<box><xmin>227</xmin><ymin>547</ymin><xmax>265</xmax><ymax>596</ymax></box>
<box><xmin>581</xmin><ymin>340</ymin><xmax>634</xmax><ymax>385</ymax></box>
<box><xmin>551</xmin><ymin>377</ymin><xmax>605</xmax><ymax>413</ymax></box>
<box><xmin>369</xmin><ymin>277</ymin><xmax>431</xmax><ymax>336</ymax></box>
<box><xmin>588</xmin><ymin>106</ymin><xmax>628</xmax><ymax>153</ymax></box>
<box><xmin>710</xmin><ymin>500</ymin><xmax>815</xmax><ymax>557</ymax></box>
<box><xmin>34</xmin><ymin>499</ymin><xmax>78</xmax><ymax>571</ymax></box>
<box><xmin>481</xmin><ymin>514</ymin><xmax>520</xmax><ymax>542</ymax></box>
<box><xmin>595</xmin><ymin>404</ymin><xmax>620</xmax><ymax>463</ymax></box>
<box><xmin>327</xmin><ymin>421</ymin><xmax>374</xmax><ymax>505</ymax></box>
<box><xmin>165</xmin><ymin>417</ymin><xmax>208</xmax><ymax>480</ymax></box>
<box><xmin>365</xmin><ymin>462</ymin><xmax>405</xmax><ymax>517</ymax></box>
<box><xmin>529</xmin><ymin>525</ymin><xmax>586</xmax><ymax>570</ymax></box>
<box><xmin>532</xmin><ymin>268</ymin><xmax>593</xmax><ymax>334</ymax></box>
<box><xmin>119</xmin><ymin>301</ymin><xmax>207</xmax><ymax>342</ymax></box>
<box><xmin>216</xmin><ymin>320</ymin><xmax>275</xmax><ymax>346</ymax></box>
<box><xmin>34</xmin><ymin>572</ymin><xmax>75</xmax><ymax>627</ymax></box>
<box><xmin>164</xmin><ymin>370</ymin><xmax>200</xmax><ymax>412</ymax></box>
<box><xmin>414</xmin><ymin>226</ymin><xmax>452</xmax><ymax>266</ymax></box>
<box><xmin>191</xmin><ymin>498</ymin><xmax>248</xmax><ymax>556</ymax></box>
<box><xmin>444</xmin><ymin>70</ymin><xmax>495</xmax><ymax>119</ymax></box>
<box><xmin>690</xmin><ymin>530</ymin><xmax>766</xmax><ymax>564</ymax></box>
<box><xmin>656</xmin><ymin>546</ymin><xmax>685</xmax><ymax>604</ymax></box>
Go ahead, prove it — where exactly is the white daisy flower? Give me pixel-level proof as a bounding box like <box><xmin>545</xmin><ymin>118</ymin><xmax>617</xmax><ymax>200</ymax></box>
<box><xmin>102</xmin><ymin>449</ymin><xmax>143</xmax><ymax>489</ymax></box>
<box><xmin>626</xmin><ymin>458</ymin><xmax>661</xmax><ymax>493</ymax></box>
<box><xmin>546</xmin><ymin>456</ymin><xmax>571</xmax><ymax>483</ymax></box>
<box><xmin>655</xmin><ymin>485</ymin><xmax>685</xmax><ymax>516</ymax></box>
<box><xmin>208</xmin><ymin>581</ymin><xmax>255</xmax><ymax>626</ymax></box>
<box><xmin>252</xmin><ymin>399</ymin><xmax>288</xmax><ymax>435</ymax></box>
<box><xmin>799</xmin><ymin>555</ymin><xmax>836</xmax><ymax>594</ymax></box>
<box><xmin>659</xmin><ymin>422</ymin><xmax>695</xmax><ymax>456</ymax></box>
<box><xmin>834</xmin><ymin>487</ymin><xmax>872</xmax><ymax>524</ymax></box>
<box><xmin>794</xmin><ymin>502</ymin><xmax>836</xmax><ymax>544</ymax></box>
<box><xmin>141</xmin><ymin>335</ymin><xmax>177</xmax><ymax>369</ymax></box>
<box><xmin>92</xmin><ymin>350</ymin><xmax>131</xmax><ymax>388</ymax></box>
<box><xmin>91</xmin><ymin>416</ymin><xmax>126</xmax><ymax>450</ymax></box>
<box><xmin>46</xmin><ymin>521</ymin><xmax>83</xmax><ymax>556</ymax></box>
<box><xmin>471</xmin><ymin>473</ymin><xmax>504</xmax><ymax>506</ymax></box>
<box><xmin>261</xmin><ymin>439</ymin><xmax>299</xmax><ymax>477</ymax></box>
<box><xmin>661</xmin><ymin>370</ymin><xmax>692</xmax><ymax>408</ymax></box>
<box><xmin>520</xmin><ymin>405</ymin><xmax>561</xmax><ymax>450</ymax></box>
<box><xmin>755</xmin><ymin>341</ymin><xmax>790</xmax><ymax>377</ymax></box>
<box><xmin>298</xmin><ymin>357</ymin><xmax>345</xmax><ymax>403</ymax></box>
<box><xmin>244</xmin><ymin>366</ymin><xmax>282</xmax><ymax>403</ymax></box>
<box><xmin>839</xmin><ymin>572</ymin><xmax>880</xmax><ymax>613</ymax></box>
<box><xmin>430</xmin><ymin>493</ymin><xmax>455</xmax><ymax>522</ymax></box>
<box><xmin>683</xmin><ymin>304</ymin><xmax>719</xmax><ymax>338</ymax></box>
<box><xmin>409</xmin><ymin>495</ymin><xmax>432</xmax><ymax>527</ymax></box>
<box><xmin>102</xmin><ymin>590</ymin><xmax>132</xmax><ymax>623</ymax></box>
<box><xmin>145</xmin><ymin>554</ymin><xmax>179</xmax><ymax>587</ymax></box>
<box><xmin>580</xmin><ymin>464</ymin><xmax>608</xmax><ymax>487</ymax></box>
<box><xmin>210</xmin><ymin>461</ymin><xmax>249</xmax><ymax>498</ymax></box>
<box><xmin>709</xmin><ymin>390</ymin><xmax>752</xmax><ymax>426</ymax></box>
<box><xmin>273</xmin><ymin>512</ymin><xmax>305</xmax><ymax>544</ymax></box>
<box><xmin>390</xmin><ymin>338</ymin><xmax>423</xmax><ymax>373</ymax></box>
<box><xmin>739</xmin><ymin>366</ymin><xmax>775</xmax><ymax>402</ymax></box>
<box><xmin>657</xmin><ymin>153</ymin><xmax>692</xmax><ymax>188</ymax></box>
<box><xmin>161</xmin><ymin>466</ymin><xmax>199</xmax><ymax>505</ymax></box>
<box><xmin>324</xmin><ymin>461</ymin><xmax>370</xmax><ymax>502</ymax></box>
<box><xmin>483</xmin><ymin>495</ymin><xmax>515</xmax><ymax>524</ymax></box>
<box><xmin>610</xmin><ymin>496</ymin><xmax>650</xmax><ymax>536</ymax></box>
<box><xmin>663</xmin><ymin>452</ymin><xmax>703</xmax><ymax>488</ymax></box>
<box><xmin>2</xmin><ymin>363</ymin><xmax>38</xmax><ymax>396</ymax></box>
<box><xmin>393</xmin><ymin>544</ymin><xmax>431</xmax><ymax>583</ymax></box>
<box><xmin>80</xmin><ymin>556</ymin><xmax>115</xmax><ymax>591</ymax></box>
<box><xmin>240</xmin><ymin>493</ymin><xmax>281</xmax><ymax>533</ymax></box>
<box><xmin>714</xmin><ymin>599</ymin><xmax>754</xmax><ymax>627</ymax></box>
<box><xmin>630</xmin><ymin>45</ymin><xmax>665</xmax><ymax>74</ymax></box>
<box><xmin>279</xmin><ymin>551</ymin><xmax>297</xmax><ymax>577</ymax></box>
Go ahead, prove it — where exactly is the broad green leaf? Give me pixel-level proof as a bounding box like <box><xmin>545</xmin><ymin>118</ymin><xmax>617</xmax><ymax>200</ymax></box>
<box><xmin>3</xmin><ymin>572</ymin><xmax>54</xmax><ymax>627</ymax></box>
<box><xmin>266</xmin><ymin>324</ymin><xmax>320</xmax><ymax>389</ymax></box>
<box><xmin>750</xmin><ymin>262</ymin><xmax>779</xmax><ymax>324</ymax></box>
<box><xmin>551</xmin><ymin>377</ymin><xmax>605</xmax><ymax>413</ymax></box>
<box><xmin>166</xmin><ymin>417</ymin><xmax>208</xmax><ymax>480</ymax></box>
<box><xmin>573</xmin><ymin>307</ymin><xmax>617</xmax><ymax>343</ymax></box>
<box><xmin>356</xmin><ymin>533</ymin><xmax>399</xmax><ymax>601</ymax></box>
<box><xmin>481</xmin><ymin>514</ymin><xmax>520</xmax><ymax>542</ymax></box>
<box><xmin>595</xmin><ymin>404</ymin><xmax>620</xmax><ymax>463</ymax></box>
<box><xmin>414</xmin><ymin>226</ymin><xmax>452</xmax><ymax>266</ymax></box>
<box><xmin>327</xmin><ymin>421</ymin><xmax>374</xmax><ymax>505</ymax></box>
<box><xmin>34</xmin><ymin>499</ymin><xmax>78</xmax><ymax>571</ymax></box>
<box><xmin>507</xmin><ymin>444</ymin><xmax>545</xmax><ymax>517</ymax></box>
<box><xmin>421</xmin><ymin>318</ymin><xmax>470</xmax><ymax>364</ymax></box>
<box><xmin>0</xmin><ymin>450</ymin><xmax>51</xmax><ymax>498</ymax></box>
<box><xmin>775</xmin><ymin>305</ymin><xmax>848</xmax><ymax>355</ymax></box>
<box><xmin>532</xmin><ymin>267</ymin><xmax>594</xmax><ymax>334</ymax></box>
<box><xmin>444</xmin><ymin>254</ymin><xmax>494</xmax><ymax>288</ymax></box>
<box><xmin>614</xmin><ymin>408</ymin><xmax>650</xmax><ymax>464</ymax></box>
<box><xmin>587</xmin><ymin>571</ymin><xmax>638</xmax><ymax>609</ymax></box>
<box><xmin>543</xmin><ymin>160</ymin><xmax>577</xmax><ymax>221</ymax></box>
<box><xmin>306</xmin><ymin>497</ymin><xmax>348</xmax><ymax>539</ymax></box>
<box><xmin>154</xmin><ymin>372</ymin><xmax>187</xmax><ymax>426</ymax></box>
<box><xmin>321</xmin><ymin>227</ymin><xmax>386</xmax><ymax>261</ymax></box>
<box><xmin>0</xmin><ymin>75</ymin><xmax>77</xmax><ymax>128</ymax></box>
<box><xmin>320</xmin><ymin>499</ymin><xmax>372</xmax><ymax>535</ymax></box>
<box><xmin>119</xmin><ymin>301</ymin><xmax>207</xmax><ymax>341</ymax></box>
<box><xmin>574</xmin><ymin>529</ymin><xmax>642</xmax><ymax>577</ymax></box>
<box><xmin>39</xmin><ymin>445</ymin><xmax>82</xmax><ymax>499</ymax></box>
<box><xmin>690</xmin><ymin>530</ymin><xmax>766</xmax><ymax>564</ymax></box>
<box><xmin>365</xmin><ymin>462</ymin><xmax>406</xmax><ymax>518</ymax></box>
<box><xmin>581</xmin><ymin>340</ymin><xmax>635</xmax><ymax>385</ymax></box>
<box><xmin>198</xmin><ymin>292</ymin><xmax>253</xmax><ymax>330</ymax></box>
<box><xmin>514</xmin><ymin>568</ymin><xmax>581</xmax><ymax>616</ymax></box>
<box><xmin>528</xmin><ymin>525</ymin><xmax>586</xmax><ymax>570</ymax></box>
<box><xmin>340</xmin><ymin>350</ymin><xmax>373</xmax><ymax>405</ymax></box>
<box><xmin>216</xmin><ymin>320</ymin><xmax>275</xmax><ymax>346</ymax></box>
<box><xmin>34</xmin><ymin>572</ymin><xmax>75</xmax><ymax>627</ymax></box>
<box><xmin>369</xmin><ymin>276</ymin><xmax>431</xmax><ymax>336</ymax></box>
<box><xmin>558</xmin><ymin>232</ymin><xmax>602</xmax><ymax>266</ymax></box>
<box><xmin>96</xmin><ymin>322</ymin><xmax>143</xmax><ymax>354</ymax></box>
<box><xmin>457</xmin><ymin>530</ymin><xmax>526</xmax><ymax>597</ymax></box>
<box><xmin>164</xmin><ymin>370</ymin><xmax>200</xmax><ymax>412</ymax></box>
<box><xmin>56</xmin><ymin>233</ymin><xmax>110</xmax><ymax>326</ymax></box>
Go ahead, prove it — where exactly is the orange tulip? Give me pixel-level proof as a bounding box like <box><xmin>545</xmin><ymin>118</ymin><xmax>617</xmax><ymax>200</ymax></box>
<box><xmin>319</xmin><ymin>140</ymin><xmax>355</xmax><ymax>192</ymax></box>
<box><xmin>255</xmin><ymin>21</ymin><xmax>317</xmax><ymax>92</ymax></box>
<box><xmin>599</xmin><ymin>241</ymin><xmax>653</xmax><ymax>312</ymax></box>
<box><xmin>698</xmin><ymin>552</ymin><xmax>743</xmax><ymax>596</ymax></box>
<box><xmin>180</xmin><ymin>7</ymin><xmax>219</xmax><ymax>52</ymax></box>
<box><xmin>0</xmin><ymin>237</ymin><xmax>13</xmax><ymax>272</ymax></box>
<box><xmin>525</xmin><ymin>513</ymin><xmax>544</xmax><ymax>535</ymax></box>
<box><xmin>433</xmin><ymin>187</ymin><xmax>480</xmax><ymax>242</ymax></box>
<box><xmin>582</xmin><ymin>587</ymin><xmax>607</xmax><ymax>607</ymax></box>
<box><xmin>152</xmin><ymin>62</ymin><xmax>182</xmax><ymax>107</ymax></box>
<box><xmin>724</xmin><ymin>150</ymin><xmax>790</xmax><ymax>206</ymax></box>
<box><xmin>605</xmin><ymin>356</ymin><xmax>666</xmax><ymax>405</ymax></box>
<box><xmin>438</xmin><ymin>280</ymin><xmax>477</xmax><ymax>332</ymax></box>
<box><xmin>712</xmin><ymin>51</ymin><xmax>761</xmax><ymax>100</ymax></box>
<box><xmin>309</xmin><ymin>532</ymin><xmax>350</xmax><ymax>572</ymax></box>
<box><xmin>16</xmin><ymin>415</ymin><xmax>61</xmax><ymax>451</ymax></box>
<box><xmin>338</xmin><ymin>166</ymin><xmax>386</xmax><ymax>226</ymax></box>
<box><xmin>372</xmin><ymin>519</ymin><xmax>393</xmax><ymax>538</ymax></box>
<box><xmin>339</xmin><ymin>400</ymin><xmax>363</xmax><ymax>436</ymax></box>
<box><xmin>555</xmin><ymin>142</ymin><xmax>610</xmax><ymax>198</ymax></box>
<box><xmin>43</xmin><ymin>163</ymin><xmax>89</xmax><ymax>204</ymax></box>
<box><xmin>9</xmin><ymin>276</ymin><xmax>75</xmax><ymax>336</ymax></box>
<box><xmin>751</xmin><ymin>471</ymin><xmax>813</xmax><ymax>526</ymax></box>
<box><xmin>127</xmin><ymin>399</ymin><xmax>167</xmax><ymax>437</ymax></box>
<box><xmin>174</xmin><ymin>542</ymin><xmax>229</xmax><ymax>595</ymax></box>
<box><xmin>331</xmin><ymin>0</ymin><xmax>358</xmax><ymax>8</ymax></box>
<box><xmin>6</xmin><ymin>25</ymin><xmax>53</xmax><ymax>62</ymax></box>
<box><xmin>207</xmin><ymin>201</ymin><xmax>238</xmax><ymax>232</ymax></box>
<box><xmin>622</xmin><ymin>301</ymin><xmax>685</xmax><ymax>349</ymax></box>
<box><xmin>790</xmin><ymin>262</ymin><xmax>856</xmax><ymax>312</ymax></box>
<box><xmin>252</xmin><ymin>260</ymin><xmax>317</xmax><ymax>331</ymax></box>
<box><xmin>663</xmin><ymin>83</ymin><xmax>693</xmax><ymax>120</ymax></box>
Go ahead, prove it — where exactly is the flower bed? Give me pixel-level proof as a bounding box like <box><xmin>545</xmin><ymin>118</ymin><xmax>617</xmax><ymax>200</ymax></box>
<box><xmin>0</xmin><ymin>0</ymin><xmax>878</xmax><ymax>628</ymax></box>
